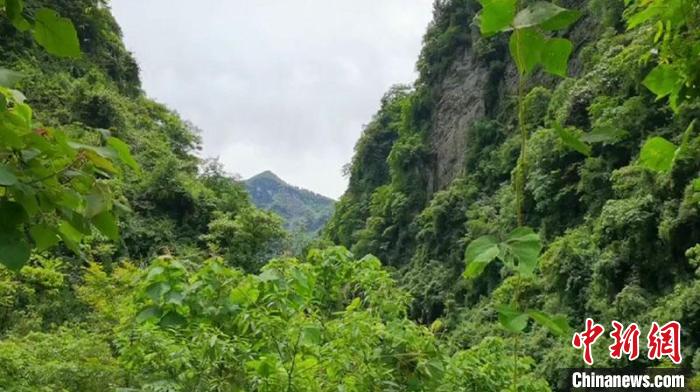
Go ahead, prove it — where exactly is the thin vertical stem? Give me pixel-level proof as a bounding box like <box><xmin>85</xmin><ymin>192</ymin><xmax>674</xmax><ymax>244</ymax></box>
<box><xmin>514</xmin><ymin>27</ymin><xmax>527</xmax><ymax>227</ymax></box>
<box><xmin>512</xmin><ymin>2</ymin><xmax>526</xmax><ymax>388</ymax></box>
<box><xmin>516</xmin><ymin>74</ymin><xmax>527</xmax><ymax>227</ymax></box>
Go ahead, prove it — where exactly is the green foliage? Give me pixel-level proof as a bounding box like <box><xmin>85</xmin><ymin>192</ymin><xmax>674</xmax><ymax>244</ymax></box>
<box><xmin>334</xmin><ymin>0</ymin><xmax>699</xmax><ymax>385</ymax></box>
<box><xmin>513</xmin><ymin>2</ymin><xmax>581</xmax><ymax>31</ymax></box>
<box><xmin>417</xmin><ymin>1</ymin><xmax>478</xmax><ymax>86</ymax></box>
<box><xmin>643</xmin><ymin>64</ymin><xmax>683</xmax><ymax>102</ymax></box>
<box><xmin>0</xmin><ymin>5</ymin><xmax>138</xmax><ymax>270</ymax></box>
<box><xmin>1</xmin><ymin>0</ymin><xmax>271</xmax><ymax>265</ymax></box>
<box><xmin>478</xmin><ymin>0</ymin><xmax>581</xmax><ymax>77</ymax></box>
<box><xmin>49</xmin><ymin>247</ymin><xmax>547</xmax><ymax>391</ymax></box>
<box><xmin>326</xmin><ymin>85</ymin><xmax>429</xmax><ymax>267</ymax></box>
<box><xmin>201</xmin><ymin>207</ymin><xmax>287</xmax><ymax>272</ymax></box>
<box><xmin>437</xmin><ymin>337</ymin><xmax>550</xmax><ymax>392</ymax></box>
<box><xmin>478</xmin><ymin>0</ymin><xmax>516</xmax><ymax>35</ymax></box>
<box><xmin>496</xmin><ymin>304</ymin><xmax>529</xmax><ymax>332</ymax></box>
<box><xmin>1</xmin><ymin>0</ymin><xmax>80</xmax><ymax>58</ymax></box>
<box><xmin>638</xmin><ymin>136</ymin><xmax>677</xmax><ymax>172</ymax></box>
<box><xmin>510</xmin><ymin>28</ymin><xmax>573</xmax><ymax>77</ymax></box>
<box><xmin>1</xmin><ymin>0</ymin><xmax>699</xmax><ymax>389</ymax></box>
<box><xmin>32</xmin><ymin>7</ymin><xmax>80</xmax><ymax>57</ymax></box>
<box><xmin>0</xmin><ymin>328</ymin><xmax>124</xmax><ymax>390</ymax></box>
<box><xmin>463</xmin><ymin>226</ymin><xmax>569</xmax><ymax>337</ymax></box>
<box><xmin>553</xmin><ymin>124</ymin><xmax>592</xmax><ymax>156</ymax></box>
<box><xmin>626</xmin><ymin>0</ymin><xmax>700</xmax><ymax>111</ymax></box>
<box><xmin>0</xmin><ymin>87</ymin><xmax>134</xmax><ymax>270</ymax></box>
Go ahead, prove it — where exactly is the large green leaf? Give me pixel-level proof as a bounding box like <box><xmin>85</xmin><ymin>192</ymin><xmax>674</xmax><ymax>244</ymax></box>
<box><xmin>57</xmin><ymin>189</ymin><xmax>83</xmax><ymax>212</ymax></box>
<box><xmin>0</xmin><ymin>200</ymin><xmax>27</xmax><ymax>227</ymax></box>
<box><xmin>554</xmin><ymin>124</ymin><xmax>591</xmax><ymax>156</ymax></box>
<box><xmin>0</xmin><ymin>229</ymin><xmax>30</xmax><ymax>271</ymax></box>
<box><xmin>0</xmin><ymin>164</ymin><xmax>18</xmax><ymax>186</ymax></box>
<box><xmin>627</xmin><ymin>0</ymin><xmax>685</xmax><ymax>30</ymax></box>
<box><xmin>58</xmin><ymin>220</ymin><xmax>84</xmax><ymax>252</ymax></box>
<box><xmin>0</xmin><ymin>68</ymin><xmax>23</xmax><ymax>87</ymax></box>
<box><xmin>14</xmin><ymin>190</ymin><xmax>38</xmax><ymax>217</ymax></box>
<box><xmin>32</xmin><ymin>8</ymin><xmax>81</xmax><ymax>58</ymax></box>
<box><xmin>478</xmin><ymin>0</ymin><xmax>517</xmax><ymax>35</ymax></box>
<box><xmin>230</xmin><ymin>283</ymin><xmax>260</xmax><ymax>306</ymax></box>
<box><xmin>13</xmin><ymin>102</ymin><xmax>32</xmax><ymax>127</ymax></box>
<box><xmin>92</xmin><ymin>211</ymin><xmax>119</xmax><ymax>241</ymax></box>
<box><xmin>146</xmin><ymin>282</ymin><xmax>171</xmax><ymax>301</ymax></box>
<box><xmin>135</xmin><ymin>306</ymin><xmax>162</xmax><ymax>323</ymax></box>
<box><xmin>626</xmin><ymin>3</ymin><xmax>658</xmax><ymax>29</ymax></box>
<box><xmin>581</xmin><ymin>126</ymin><xmax>629</xmax><ymax>145</ymax></box>
<box><xmin>509</xmin><ymin>28</ymin><xmax>545</xmax><ymax>76</ymax></box>
<box><xmin>85</xmin><ymin>184</ymin><xmax>112</xmax><ymax>218</ymax></box>
<box><xmin>496</xmin><ymin>305</ymin><xmax>529</xmax><ymax>333</ymax></box>
<box><xmin>301</xmin><ymin>325</ymin><xmax>322</xmax><ymax>346</ymax></box>
<box><xmin>107</xmin><ymin>137</ymin><xmax>140</xmax><ymax>172</ymax></box>
<box><xmin>254</xmin><ymin>357</ymin><xmax>277</xmax><ymax>377</ymax></box>
<box><xmin>509</xmin><ymin>28</ymin><xmax>573</xmax><ymax>77</ymax></box>
<box><xmin>164</xmin><ymin>291</ymin><xmax>184</xmax><ymax>306</ymax></box>
<box><xmin>528</xmin><ymin>310</ymin><xmax>571</xmax><ymax>337</ymax></box>
<box><xmin>146</xmin><ymin>266</ymin><xmax>165</xmax><ymax>280</ymax></box>
<box><xmin>501</xmin><ymin>227</ymin><xmax>541</xmax><ymax>276</ymax></box>
<box><xmin>463</xmin><ymin>235</ymin><xmax>500</xmax><ymax>279</ymax></box>
<box><xmin>29</xmin><ymin>224</ymin><xmax>59</xmax><ymax>252</ymax></box>
<box><xmin>85</xmin><ymin>150</ymin><xmax>118</xmax><ymax>174</ymax></box>
<box><xmin>159</xmin><ymin>311</ymin><xmax>187</xmax><ymax>329</ymax></box>
<box><xmin>513</xmin><ymin>2</ymin><xmax>581</xmax><ymax>31</ymax></box>
<box><xmin>258</xmin><ymin>268</ymin><xmax>282</xmax><ymax>282</ymax></box>
<box><xmin>638</xmin><ymin>136</ymin><xmax>677</xmax><ymax>173</ymax></box>
<box><xmin>540</xmin><ymin>37</ymin><xmax>573</xmax><ymax>77</ymax></box>
<box><xmin>67</xmin><ymin>142</ymin><xmax>118</xmax><ymax>159</ymax></box>
<box><xmin>643</xmin><ymin>64</ymin><xmax>682</xmax><ymax>99</ymax></box>
<box><xmin>6</xmin><ymin>0</ymin><xmax>30</xmax><ymax>31</ymax></box>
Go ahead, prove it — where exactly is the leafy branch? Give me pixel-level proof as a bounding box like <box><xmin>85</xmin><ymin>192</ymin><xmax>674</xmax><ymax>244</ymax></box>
<box><xmin>0</xmin><ymin>0</ymin><xmax>138</xmax><ymax>271</ymax></box>
<box><xmin>462</xmin><ymin>0</ymin><xmax>580</xmax><ymax>343</ymax></box>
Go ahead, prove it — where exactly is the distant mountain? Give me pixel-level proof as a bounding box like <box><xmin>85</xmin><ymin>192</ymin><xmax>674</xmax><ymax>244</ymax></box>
<box><xmin>244</xmin><ymin>171</ymin><xmax>335</xmax><ymax>236</ymax></box>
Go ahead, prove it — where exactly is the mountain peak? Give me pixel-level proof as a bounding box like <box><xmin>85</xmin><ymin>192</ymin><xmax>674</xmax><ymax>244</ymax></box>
<box><xmin>249</xmin><ymin>170</ymin><xmax>283</xmax><ymax>182</ymax></box>
<box><xmin>244</xmin><ymin>171</ymin><xmax>335</xmax><ymax>235</ymax></box>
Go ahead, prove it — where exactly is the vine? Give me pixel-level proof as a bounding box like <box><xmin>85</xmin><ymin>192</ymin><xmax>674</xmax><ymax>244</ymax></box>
<box><xmin>463</xmin><ymin>0</ymin><xmax>582</xmax><ymax>364</ymax></box>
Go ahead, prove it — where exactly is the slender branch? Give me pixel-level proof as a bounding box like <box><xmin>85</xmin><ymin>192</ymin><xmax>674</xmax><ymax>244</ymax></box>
<box><xmin>515</xmin><ymin>34</ymin><xmax>528</xmax><ymax>227</ymax></box>
<box><xmin>287</xmin><ymin>330</ymin><xmax>302</xmax><ymax>392</ymax></box>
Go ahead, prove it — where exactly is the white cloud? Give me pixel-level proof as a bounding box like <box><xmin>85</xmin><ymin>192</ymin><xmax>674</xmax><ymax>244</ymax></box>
<box><xmin>110</xmin><ymin>0</ymin><xmax>434</xmax><ymax>198</ymax></box>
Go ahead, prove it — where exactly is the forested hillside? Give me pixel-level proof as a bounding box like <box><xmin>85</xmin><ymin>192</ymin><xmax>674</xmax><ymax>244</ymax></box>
<box><xmin>0</xmin><ymin>0</ymin><xmax>698</xmax><ymax>390</ymax></box>
<box><xmin>326</xmin><ymin>0</ymin><xmax>700</xmax><ymax>387</ymax></box>
<box><xmin>0</xmin><ymin>0</ymin><xmax>288</xmax><ymax>270</ymax></box>
<box><xmin>245</xmin><ymin>170</ymin><xmax>335</xmax><ymax>237</ymax></box>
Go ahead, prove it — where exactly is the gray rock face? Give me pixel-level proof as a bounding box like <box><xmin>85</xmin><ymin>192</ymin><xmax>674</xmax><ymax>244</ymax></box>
<box><xmin>426</xmin><ymin>8</ymin><xmax>593</xmax><ymax>194</ymax></box>
<box><xmin>429</xmin><ymin>46</ymin><xmax>491</xmax><ymax>191</ymax></box>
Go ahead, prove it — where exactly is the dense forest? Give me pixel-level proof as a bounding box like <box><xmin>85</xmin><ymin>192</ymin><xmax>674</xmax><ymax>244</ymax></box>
<box><xmin>0</xmin><ymin>0</ymin><xmax>698</xmax><ymax>391</ymax></box>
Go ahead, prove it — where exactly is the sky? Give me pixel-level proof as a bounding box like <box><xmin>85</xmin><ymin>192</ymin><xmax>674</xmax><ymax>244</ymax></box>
<box><xmin>110</xmin><ymin>0</ymin><xmax>434</xmax><ymax>199</ymax></box>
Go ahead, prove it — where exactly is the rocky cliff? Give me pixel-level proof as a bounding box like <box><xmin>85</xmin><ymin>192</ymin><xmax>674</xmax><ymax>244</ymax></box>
<box><xmin>325</xmin><ymin>0</ymin><xmax>700</xmax><ymax>353</ymax></box>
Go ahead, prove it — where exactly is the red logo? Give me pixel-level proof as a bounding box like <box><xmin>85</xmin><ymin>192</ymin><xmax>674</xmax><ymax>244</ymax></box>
<box><xmin>609</xmin><ymin>321</ymin><xmax>640</xmax><ymax>361</ymax></box>
<box><xmin>647</xmin><ymin>321</ymin><xmax>682</xmax><ymax>364</ymax></box>
<box><xmin>572</xmin><ymin>320</ymin><xmax>682</xmax><ymax>365</ymax></box>
<box><xmin>572</xmin><ymin>318</ymin><xmax>605</xmax><ymax>365</ymax></box>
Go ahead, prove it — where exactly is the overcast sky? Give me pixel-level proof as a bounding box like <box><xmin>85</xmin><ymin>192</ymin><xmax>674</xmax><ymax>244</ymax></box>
<box><xmin>110</xmin><ymin>0</ymin><xmax>434</xmax><ymax>199</ymax></box>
